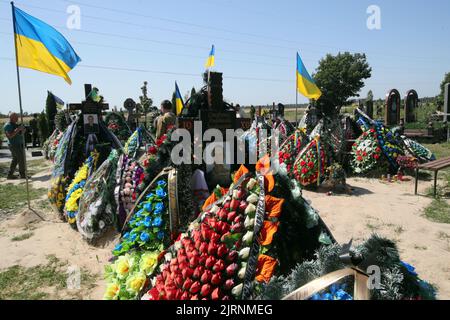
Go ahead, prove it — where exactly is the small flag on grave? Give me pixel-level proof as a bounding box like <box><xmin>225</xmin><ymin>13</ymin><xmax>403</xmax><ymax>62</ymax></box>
<box><xmin>205</xmin><ymin>45</ymin><xmax>215</xmax><ymax>69</ymax></box>
<box><xmin>296</xmin><ymin>52</ymin><xmax>322</xmax><ymax>100</ymax></box>
<box><xmin>175</xmin><ymin>82</ymin><xmax>185</xmax><ymax>116</ymax></box>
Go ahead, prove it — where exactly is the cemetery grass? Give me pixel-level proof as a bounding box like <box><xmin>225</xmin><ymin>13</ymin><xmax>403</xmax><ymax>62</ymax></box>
<box><xmin>0</xmin><ymin>255</ymin><xmax>97</xmax><ymax>300</ymax></box>
<box><xmin>0</xmin><ymin>159</ymin><xmax>51</xmax><ymax>179</ymax></box>
<box><xmin>423</xmin><ymin>143</ymin><xmax>450</xmax><ymax>224</ymax></box>
<box><xmin>0</xmin><ymin>183</ymin><xmax>47</xmax><ymax>216</ymax></box>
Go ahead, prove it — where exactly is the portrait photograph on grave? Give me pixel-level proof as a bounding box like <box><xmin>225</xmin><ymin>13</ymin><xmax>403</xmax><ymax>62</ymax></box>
<box><xmin>0</xmin><ymin>0</ymin><xmax>449</xmax><ymax>308</ymax></box>
<box><xmin>83</xmin><ymin>114</ymin><xmax>100</xmax><ymax>135</ymax></box>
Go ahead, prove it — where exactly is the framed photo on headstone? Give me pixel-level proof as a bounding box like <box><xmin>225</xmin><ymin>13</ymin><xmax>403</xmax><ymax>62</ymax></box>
<box><xmin>84</xmin><ymin>114</ymin><xmax>100</xmax><ymax>135</ymax></box>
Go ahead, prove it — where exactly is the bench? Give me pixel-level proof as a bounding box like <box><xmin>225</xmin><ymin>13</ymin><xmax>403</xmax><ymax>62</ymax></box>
<box><xmin>415</xmin><ymin>156</ymin><xmax>450</xmax><ymax>198</ymax></box>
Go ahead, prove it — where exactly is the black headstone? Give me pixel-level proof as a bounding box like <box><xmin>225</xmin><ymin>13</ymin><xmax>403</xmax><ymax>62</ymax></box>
<box><xmin>385</xmin><ymin>89</ymin><xmax>401</xmax><ymax>126</ymax></box>
<box><xmin>404</xmin><ymin>90</ymin><xmax>419</xmax><ymax>123</ymax></box>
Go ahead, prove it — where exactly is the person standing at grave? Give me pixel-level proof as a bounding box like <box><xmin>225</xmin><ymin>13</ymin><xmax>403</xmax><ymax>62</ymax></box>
<box><xmin>156</xmin><ymin>100</ymin><xmax>176</xmax><ymax>139</ymax></box>
<box><xmin>29</xmin><ymin>113</ymin><xmax>39</xmax><ymax>147</ymax></box>
<box><xmin>3</xmin><ymin>113</ymin><xmax>26</xmax><ymax>180</ymax></box>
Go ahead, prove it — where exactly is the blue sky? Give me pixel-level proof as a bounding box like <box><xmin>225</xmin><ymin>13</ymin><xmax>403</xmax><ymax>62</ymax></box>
<box><xmin>0</xmin><ymin>0</ymin><xmax>449</xmax><ymax>114</ymax></box>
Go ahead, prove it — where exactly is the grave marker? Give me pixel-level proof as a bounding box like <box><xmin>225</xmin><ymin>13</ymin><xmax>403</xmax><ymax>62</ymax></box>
<box><xmin>385</xmin><ymin>89</ymin><xmax>401</xmax><ymax>126</ymax></box>
<box><xmin>404</xmin><ymin>90</ymin><xmax>419</xmax><ymax>123</ymax></box>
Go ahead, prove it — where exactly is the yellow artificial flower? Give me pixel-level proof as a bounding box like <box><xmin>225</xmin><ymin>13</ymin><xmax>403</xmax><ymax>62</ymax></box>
<box><xmin>125</xmin><ymin>272</ymin><xmax>146</xmax><ymax>295</ymax></box>
<box><xmin>139</xmin><ymin>252</ymin><xmax>159</xmax><ymax>276</ymax></box>
<box><xmin>104</xmin><ymin>281</ymin><xmax>121</xmax><ymax>300</ymax></box>
<box><xmin>114</xmin><ymin>255</ymin><xmax>134</xmax><ymax>279</ymax></box>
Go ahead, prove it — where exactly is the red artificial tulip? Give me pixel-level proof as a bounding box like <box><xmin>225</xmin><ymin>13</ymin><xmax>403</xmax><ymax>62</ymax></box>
<box><xmin>213</xmin><ymin>260</ymin><xmax>226</xmax><ymax>273</ymax></box>
<box><xmin>205</xmin><ymin>256</ymin><xmax>216</xmax><ymax>269</ymax></box>
<box><xmin>199</xmin><ymin>253</ymin><xmax>208</xmax><ymax>266</ymax></box>
<box><xmin>182</xmin><ymin>267</ymin><xmax>193</xmax><ymax>280</ymax></box>
<box><xmin>210</xmin><ymin>232</ymin><xmax>221</xmax><ymax>244</ymax></box>
<box><xmin>201</xmin><ymin>270</ymin><xmax>212</xmax><ymax>284</ymax></box>
<box><xmin>211</xmin><ymin>273</ymin><xmax>222</xmax><ymax>286</ymax></box>
<box><xmin>190</xmin><ymin>281</ymin><xmax>201</xmax><ymax>294</ymax></box>
<box><xmin>227</xmin><ymin>211</ymin><xmax>238</xmax><ymax>223</ymax></box>
<box><xmin>239</xmin><ymin>201</ymin><xmax>248</xmax><ymax>213</ymax></box>
<box><xmin>199</xmin><ymin>242</ymin><xmax>208</xmax><ymax>254</ymax></box>
<box><xmin>223</xmin><ymin>201</ymin><xmax>231</xmax><ymax>211</ymax></box>
<box><xmin>226</xmin><ymin>250</ymin><xmax>238</xmax><ymax>263</ymax></box>
<box><xmin>183</xmin><ymin>279</ymin><xmax>194</xmax><ymax>291</ymax></box>
<box><xmin>226</xmin><ymin>263</ymin><xmax>238</xmax><ymax>277</ymax></box>
<box><xmin>211</xmin><ymin>287</ymin><xmax>221</xmax><ymax>300</ymax></box>
<box><xmin>218</xmin><ymin>208</ymin><xmax>228</xmax><ymax>221</ymax></box>
<box><xmin>189</xmin><ymin>256</ymin><xmax>200</xmax><ymax>268</ymax></box>
<box><xmin>180</xmin><ymin>291</ymin><xmax>191</xmax><ymax>300</ymax></box>
<box><xmin>223</xmin><ymin>279</ymin><xmax>235</xmax><ymax>290</ymax></box>
<box><xmin>208</xmin><ymin>242</ymin><xmax>218</xmax><ymax>256</ymax></box>
<box><xmin>217</xmin><ymin>244</ymin><xmax>228</xmax><ymax>258</ymax></box>
<box><xmin>200</xmin><ymin>284</ymin><xmax>212</xmax><ymax>297</ymax></box>
<box><xmin>230</xmin><ymin>199</ymin><xmax>239</xmax><ymax>212</ymax></box>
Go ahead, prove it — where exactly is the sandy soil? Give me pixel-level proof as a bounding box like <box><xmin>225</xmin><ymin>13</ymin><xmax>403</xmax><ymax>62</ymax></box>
<box><xmin>0</xmin><ymin>165</ymin><xmax>449</xmax><ymax>299</ymax></box>
<box><xmin>0</xmin><ymin>166</ymin><xmax>119</xmax><ymax>300</ymax></box>
<box><xmin>303</xmin><ymin>177</ymin><xmax>450</xmax><ymax>300</ymax></box>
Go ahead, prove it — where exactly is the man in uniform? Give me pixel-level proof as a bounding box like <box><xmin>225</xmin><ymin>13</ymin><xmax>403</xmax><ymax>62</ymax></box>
<box><xmin>3</xmin><ymin>113</ymin><xmax>26</xmax><ymax>179</ymax></box>
<box><xmin>156</xmin><ymin>100</ymin><xmax>176</xmax><ymax>139</ymax></box>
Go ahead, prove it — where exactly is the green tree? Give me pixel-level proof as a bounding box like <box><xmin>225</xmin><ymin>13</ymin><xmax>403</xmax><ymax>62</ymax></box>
<box><xmin>437</xmin><ymin>72</ymin><xmax>450</xmax><ymax>107</ymax></box>
<box><xmin>190</xmin><ymin>87</ymin><xmax>196</xmax><ymax>99</ymax></box>
<box><xmin>45</xmin><ymin>91</ymin><xmax>57</xmax><ymax>132</ymax></box>
<box><xmin>38</xmin><ymin>112</ymin><xmax>50</xmax><ymax>141</ymax></box>
<box><xmin>367</xmin><ymin>90</ymin><xmax>374</xmax><ymax>102</ymax></box>
<box><xmin>171</xmin><ymin>91</ymin><xmax>177</xmax><ymax>114</ymax></box>
<box><xmin>314</xmin><ymin>52</ymin><xmax>372</xmax><ymax>117</ymax></box>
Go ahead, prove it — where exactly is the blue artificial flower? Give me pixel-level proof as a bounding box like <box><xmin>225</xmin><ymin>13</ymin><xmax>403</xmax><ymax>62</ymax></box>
<box><xmin>140</xmin><ymin>232</ymin><xmax>150</xmax><ymax>242</ymax></box>
<box><xmin>156</xmin><ymin>188</ymin><xmax>167</xmax><ymax>198</ymax></box>
<box><xmin>157</xmin><ymin>231</ymin><xmax>165</xmax><ymax>240</ymax></box>
<box><xmin>157</xmin><ymin>180</ymin><xmax>167</xmax><ymax>187</ymax></box>
<box><xmin>146</xmin><ymin>193</ymin><xmax>155</xmax><ymax>200</ymax></box>
<box><xmin>80</xmin><ymin>181</ymin><xmax>86</xmax><ymax>187</ymax></box>
<box><xmin>114</xmin><ymin>243</ymin><xmax>123</xmax><ymax>252</ymax></box>
<box><xmin>123</xmin><ymin>232</ymin><xmax>130</xmax><ymax>240</ymax></box>
<box><xmin>322</xmin><ymin>293</ymin><xmax>333</xmax><ymax>300</ymax></box>
<box><xmin>129</xmin><ymin>233</ymin><xmax>138</xmax><ymax>242</ymax></box>
<box><xmin>401</xmin><ymin>261</ymin><xmax>418</xmax><ymax>277</ymax></box>
<box><xmin>152</xmin><ymin>217</ymin><xmax>163</xmax><ymax>227</ymax></box>
<box><xmin>154</xmin><ymin>202</ymin><xmax>165</xmax><ymax>215</ymax></box>
<box><xmin>144</xmin><ymin>203</ymin><xmax>152</xmax><ymax>212</ymax></box>
<box><xmin>143</xmin><ymin>216</ymin><xmax>152</xmax><ymax>227</ymax></box>
<box><xmin>335</xmin><ymin>289</ymin><xmax>353</xmax><ymax>300</ymax></box>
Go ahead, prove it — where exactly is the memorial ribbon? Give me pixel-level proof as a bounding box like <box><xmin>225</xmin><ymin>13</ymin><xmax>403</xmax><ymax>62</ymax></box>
<box><xmin>241</xmin><ymin>174</ymin><xmax>266</xmax><ymax>300</ymax></box>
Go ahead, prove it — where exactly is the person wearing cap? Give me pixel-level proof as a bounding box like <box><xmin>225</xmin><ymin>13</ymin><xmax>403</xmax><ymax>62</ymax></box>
<box><xmin>156</xmin><ymin>100</ymin><xmax>176</xmax><ymax>139</ymax></box>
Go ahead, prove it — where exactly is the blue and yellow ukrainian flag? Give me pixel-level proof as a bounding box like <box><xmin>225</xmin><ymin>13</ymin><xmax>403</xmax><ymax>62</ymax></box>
<box><xmin>12</xmin><ymin>5</ymin><xmax>81</xmax><ymax>84</ymax></box>
<box><xmin>205</xmin><ymin>45</ymin><xmax>215</xmax><ymax>69</ymax></box>
<box><xmin>175</xmin><ymin>82</ymin><xmax>184</xmax><ymax>116</ymax></box>
<box><xmin>296</xmin><ymin>53</ymin><xmax>321</xmax><ymax>100</ymax></box>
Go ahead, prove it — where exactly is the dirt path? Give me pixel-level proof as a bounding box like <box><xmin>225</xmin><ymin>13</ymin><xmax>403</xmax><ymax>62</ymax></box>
<box><xmin>303</xmin><ymin>177</ymin><xmax>450</xmax><ymax>300</ymax></box>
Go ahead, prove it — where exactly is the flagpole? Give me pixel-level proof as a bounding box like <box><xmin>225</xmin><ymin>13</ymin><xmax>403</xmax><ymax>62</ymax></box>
<box><xmin>11</xmin><ymin>2</ymin><xmax>32</xmax><ymax>211</ymax></box>
<box><xmin>10</xmin><ymin>3</ymin><xmax>44</xmax><ymax>221</ymax></box>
